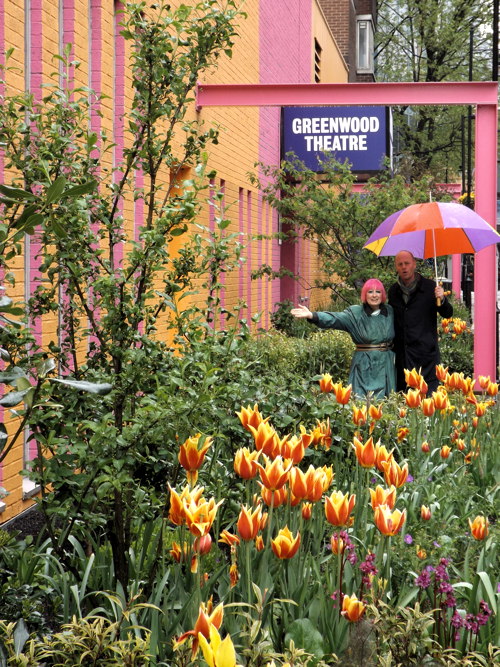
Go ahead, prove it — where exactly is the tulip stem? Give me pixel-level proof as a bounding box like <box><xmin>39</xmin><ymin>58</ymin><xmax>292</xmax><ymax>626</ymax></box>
<box><xmin>245</xmin><ymin>539</ymin><xmax>253</xmax><ymax>609</ymax></box>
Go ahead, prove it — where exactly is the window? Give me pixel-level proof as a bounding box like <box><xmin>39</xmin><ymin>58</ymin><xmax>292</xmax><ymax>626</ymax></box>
<box><xmin>357</xmin><ymin>15</ymin><xmax>374</xmax><ymax>74</ymax></box>
<box><xmin>314</xmin><ymin>38</ymin><xmax>322</xmax><ymax>83</ymax></box>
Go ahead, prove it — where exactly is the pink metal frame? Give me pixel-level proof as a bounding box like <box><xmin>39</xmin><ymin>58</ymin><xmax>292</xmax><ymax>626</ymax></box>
<box><xmin>197</xmin><ymin>81</ymin><xmax>499</xmax><ymax>382</ymax></box>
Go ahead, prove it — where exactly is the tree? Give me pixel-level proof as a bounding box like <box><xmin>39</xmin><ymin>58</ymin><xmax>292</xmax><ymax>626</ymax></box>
<box><xmin>253</xmin><ymin>156</ymin><xmax>449</xmax><ymax>304</ymax></box>
<box><xmin>376</xmin><ymin>0</ymin><xmax>493</xmax><ymax>180</ymax></box>
<box><xmin>0</xmin><ymin>0</ymin><xmax>243</xmax><ymax>592</ymax></box>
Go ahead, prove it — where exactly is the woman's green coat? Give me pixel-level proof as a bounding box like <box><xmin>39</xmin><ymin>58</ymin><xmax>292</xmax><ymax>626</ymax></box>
<box><xmin>311</xmin><ymin>304</ymin><xmax>396</xmax><ymax>398</ymax></box>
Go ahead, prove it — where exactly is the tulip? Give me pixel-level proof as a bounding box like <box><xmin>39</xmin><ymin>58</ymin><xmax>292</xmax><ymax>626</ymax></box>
<box><xmin>472</xmin><ymin>416</ymin><xmax>479</xmax><ymax>428</ymax></box>
<box><xmin>404</xmin><ymin>368</ymin><xmax>423</xmax><ymax>389</ymax></box>
<box><xmin>301</xmin><ymin>502</ymin><xmax>313</xmax><ymax>520</ymax></box>
<box><xmin>382</xmin><ymin>458</ymin><xmax>409</xmax><ymax>488</ymax></box>
<box><xmin>298</xmin><ymin>425</ymin><xmax>314</xmax><ymax>449</ymax></box>
<box><xmin>399</xmin><ymin>407</ymin><xmax>407</xmax><ymax>418</ymax></box>
<box><xmin>260</xmin><ymin>485</ymin><xmax>287</xmax><ymax>507</ymax></box>
<box><xmin>229</xmin><ymin>563</ymin><xmax>239</xmax><ymax>588</ymax></box>
<box><xmin>420</xmin><ymin>505</ymin><xmax>431</xmax><ymax>521</ymax></box>
<box><xmin>374</xmin><ymin>504</ymin><xmax>406</xmax><ymax>536</ymax></box>
<box><xmin>324</xmin><ymin>490</ymin><xmax>356</xmax><ymax>527</ymax></box>
<box><xmin>478</xmin><ymin>375</ymin><xmax>491</xmax><ymax>390</ymax></box>
<box><xmin>289</xmin><ymin>466</ymin><xmax>309</xmax><ymax>500</ymax></box>
<box><xmin>170</xmin><ymin>541</ymin><xmax>189</xmax><ymax>564</ymax></box>
<box><xmin>397</xmin><ymin>427</ymin><xmax>409</xmax><ymax>442</ymax></box>
<box><xmin>319</xmin><ymin>373</ymin><xmax>334</xmax><ymax>393</ymax></box>
<box><xmin>368</xmin><ymin>404</ymin><xmax>383</xmax><ymax>421</ymax></box>
<box><xmin>271</xmin><ymin>526</ymin><xmax>301</xmax><ymax>559</ymax></box>
<box><xmin>435</xmin><ymin>364</ymin><xmax>449</xmax><ymax>383</ymax></box>
<box><xmin>421</xmin><ymin>440</ymin><xmax>430</xmax><ymax>453</ymax></box>
<box><xmin>168</xmin><ymin>484</ymin><xmax>204</xmax><ymax>526</ymax></box>
<box><xmin>341</xmin><ymin>594</ymin><xmax>366</xmax><ymax>622</ymax></box>
<box><xmin>469</xmin><ymin>515</ymin><xmax>489</xmax><ymax>540</ymax></box>
<box><xmin>219</xmin><ymin>530</ymin><xmax>240</xmax><ymax>548</ymax></box>
<box><xmin>440</xmin><ymin>445</ymin><xmax>451</xmax><ymax>459</ymax></box>
<box><xmin>280</xmin><ymin>434</ymin><xmax>305</xmax><ymax>464</ymax></box>
<box><xmin>319</xmin><ymin>465</ymin><xmax>335</xmax><ymax>492</ymax></box>
<box><xmin>486</xmin><ymin>381</ymin><xmax>499</xmax><ymax>397</ymax></box>
<box><xmin>234</xmin><ymin>448</ymin><xmax>260</xmax><ymax>480</ymax></box>
<box><xmin>248</xmin><ymin>421</ymin><xmax>280</xmax><ymax>458</ymax></box>
<box><xmin>311</xmin><ymin>418</ymin><xmax>332</xmax><ymax>449</ymax></box>
<box><xmin>475</xmin><ymin>402</ymin><xmax>488</xmax><ymax>417</ymax></box>
<box><xmin>198</xmin><ymin>625</ymin><xmax>237</xmax><ymax>667</ymax></box>
<box><xmin>236</xmin><ymin>403</ymin><xmax>267</xmax><ymax>432</ymax></box>
<box><xmin>352</xmin><ymin>435</ymin><xmax>376</xmax><ymax>468</ymax></box>
<box><xmin>416</xmin><ymin>546</ymin><xmax>427</xmax><ymax>559</ymax></box>
<box><xmin>255</xmin><ymin>534</ymin><xmax>264</xmax><ymax>551</ymax></box>
<box><xmin>369</xmin><ymin>485</ymin><xmax>396</xmax><ymax>510</ymax></box>
<box><xmin>178</xmin><ymin>434</ymin><xmax>213</xmax><ymax>485</ymax></box>
<box><xmin>405</xmin><ymin>388</ymin><xmax>422</xmax><ymax>409</ymax></box>
<box><xmin>237</xmin><ymin>504</ymin><xmax>263</xmax><ymax>541</ymax></box>
<box><xmin>432</xmin><ymin>388</ymin><xmax>450</xmax><ymax>411</ymax></box>
<box><xmin>352</xmin><ymin>405</ymin><xmax>367</xmax><ymax>426</ymax></box>
<box><xmin>460</xmin><ymin>422</ymin><xmax>468</xmax><ymax>433</ymax></box>
<box><xmin>183</xmin><ymin>496</ymin><xmax>223</xmax><ymax>538</ymax></box>
<box><xmin>194</xmin><ymin>533</ymin><xmax>213</xmax><ymax>555</ymax></box>
<box><xmin>374</xmin><ymin>444</ymin><xmax>393</xmax><ymax>472</ymax></box>
<box><xmin>256</xmin><ymin>455</ymin><xmax>291</xmax><ymax>491</ymax></box>
<box><xmin>421</xmin><ymin>398</ymin><xmax>435</xmax><ymax>417</ymax></box>
<box><xmin>456</xmin><ymin>438</ymin><xmax>465</xmax><ymax>451</ymax></box>
<box><xmin>330</xmin><ymin>532</ymin><xmax>346</xmax><ymax>555</ymax></box>
<box><xmin>333</xmin><ymin>382</ymin><xmax>352</xmax><ymax>404</ymax></box>
<box><xmin>175</xmin><ymin>598</ymin><xmax>224</xmax><ymax>656</ymax></box>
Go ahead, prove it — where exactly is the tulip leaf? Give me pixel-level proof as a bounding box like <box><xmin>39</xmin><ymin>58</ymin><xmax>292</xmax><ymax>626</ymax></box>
<box><xmin>284</xmin><ymin>618</ymin><xmax>325</xmax><ymax>660</ymax></box>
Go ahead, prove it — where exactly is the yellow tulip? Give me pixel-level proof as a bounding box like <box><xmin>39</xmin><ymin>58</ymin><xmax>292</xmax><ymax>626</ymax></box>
<box><xmin>198</xmin><ymin>625</ymin><xmax>237</xmax><ymax>667</ymax></box>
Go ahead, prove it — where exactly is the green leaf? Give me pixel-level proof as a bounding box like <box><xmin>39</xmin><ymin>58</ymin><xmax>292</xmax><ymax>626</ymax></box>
<box><xmin>0</xmin><ymin>367</ymin><xmax>28</xmax><ymax>384</ymax></box>
<box><xmin>50</xmin><ymin>378</ymin><xmax>113</xmax><ymax>394</ymax></box>
<box><xmin>0</xmin><ymin>296</ymin><xmax>13</xmax><ymax>309</ymax></box>
<box><xmin>170</xmin><ymin>226</ymin><xmax>187</xmax><ymax>237</ymax></box>
<box><xmin>37</xmin><ymin>358</ymin><xmax>56</xmax><ymax>377</ymax></box>
<box><xmin>0</xmin><ymin>184</ymin><xmax>36</xmax><ymax>201</ymax></box>
<box><xmin>45</xmin><ymin>176</ymin><xmax>67</xmax><ymax>204</ymax></box>
<box><xmin>0</xmin><ymin>388</ymin><xmax>31</xmax><ymax>407</ymax></box>
<box><xmin>62</xmin><ymin>180</ymin><xmax>98</xmax><ymax>199</ymax></box>
<box><xmin>20</xmin><ymin>213</ymin><xmax>44</xmax><ymax>234</ymax></box>
<box><xmin>218</xmin><ymin>218</ymin><xmax>231</xmax><ymax>230</ymax></box>
<box><xmin>284</xmin><ymin>618</ymin><xmax>325</xmax><ymax>660</ymax></box>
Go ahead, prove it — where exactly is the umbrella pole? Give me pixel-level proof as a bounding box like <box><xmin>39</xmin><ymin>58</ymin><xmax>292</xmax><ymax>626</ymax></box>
<box><xmin>432</xmin><ymin>229</ymin><xmax>441</xmax><ymax>306</ymax></box>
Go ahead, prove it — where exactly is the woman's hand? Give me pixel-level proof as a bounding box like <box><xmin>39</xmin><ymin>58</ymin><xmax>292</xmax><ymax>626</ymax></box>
<box><xmin>290</xmin><ymin>304</ymin><xmax>312</xmax><ymax>319</ymax></box>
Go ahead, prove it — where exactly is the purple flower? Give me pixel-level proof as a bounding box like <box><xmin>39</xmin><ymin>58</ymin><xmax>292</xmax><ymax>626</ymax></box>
<box><xmin>407</xmin><ymin>474</ymin><xmax>414</xmax><ymax>482</ymax></box>
<box><xmin>433</xmin><ymin>541</ymin><xmax>441</xmax><ymax>548</ymax></box>
<box><xmin>415</xmin><ymin>568</ymin><xmax>432</xmax><ymax>589</ymax></box>
<box><xmin>404</xmin><ymin>533</ymin><xmax>413</xmax><ymax>544</ymax></box>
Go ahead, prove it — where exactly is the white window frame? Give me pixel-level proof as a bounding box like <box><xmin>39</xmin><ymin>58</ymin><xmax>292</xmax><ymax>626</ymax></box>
<box><xmin>356</xmin><ymin>15</ymin><xmax>374</xmax><ymax>74</ymax></box>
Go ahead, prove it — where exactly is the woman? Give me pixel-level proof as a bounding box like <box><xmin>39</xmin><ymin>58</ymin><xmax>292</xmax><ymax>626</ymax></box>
<box><xmin>291</xmin><ymin>279</ymin><xmax>396</xmax><ymax>398</ymax></box>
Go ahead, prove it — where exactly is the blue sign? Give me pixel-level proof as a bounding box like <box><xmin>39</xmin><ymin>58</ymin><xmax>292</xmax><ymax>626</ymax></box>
<box><xmin>282</xmin><ymin>106</ymin><xmax>388</xmax><ymax>172</ymax></box>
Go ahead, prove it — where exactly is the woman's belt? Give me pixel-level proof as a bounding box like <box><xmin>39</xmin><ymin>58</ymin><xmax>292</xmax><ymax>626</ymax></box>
<box><xmin>355</xmin><ymin>342</ymin><xmax>393</xmax><ymax>351</ymax></box>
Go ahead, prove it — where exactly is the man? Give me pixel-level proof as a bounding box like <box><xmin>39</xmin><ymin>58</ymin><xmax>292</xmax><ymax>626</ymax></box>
<box><xmin>388</xmin><ymin>250</ymin><xmax>453</xmax><ymax>394</ymax></box>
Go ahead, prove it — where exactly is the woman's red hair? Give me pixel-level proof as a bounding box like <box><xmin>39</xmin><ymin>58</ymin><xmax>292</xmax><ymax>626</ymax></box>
<box><xmin>361</xmin><ymin>278</ymin><xmax>386</xmax><ymax>304</ymax></box>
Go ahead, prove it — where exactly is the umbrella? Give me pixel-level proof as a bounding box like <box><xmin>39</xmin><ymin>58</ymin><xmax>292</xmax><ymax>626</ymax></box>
<box><xmin>364</xmin><ymin>201</ymin><xmax>500</xmax><ymax>297</ymax></box>
<box><xmin>364</xmin><ymin>201</ymin><xmax>500</xmax><ymax>260</ymax></box>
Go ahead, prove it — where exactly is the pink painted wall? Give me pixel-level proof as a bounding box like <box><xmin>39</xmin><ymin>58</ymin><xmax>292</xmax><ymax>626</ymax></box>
<box><xmin>258</xmin><ymin>0</ymin><xmax>312</xmax><ymax>315</ymax></box>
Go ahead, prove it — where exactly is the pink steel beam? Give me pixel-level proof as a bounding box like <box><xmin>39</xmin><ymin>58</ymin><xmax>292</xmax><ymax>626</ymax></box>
<box><xmin>196</xmin><ymin>81</ymin><xmax>498</xmax><ymax>109</ymax></box>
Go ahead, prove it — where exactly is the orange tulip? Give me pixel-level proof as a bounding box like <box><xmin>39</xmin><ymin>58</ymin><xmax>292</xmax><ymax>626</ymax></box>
<box><xmin>170</xmin><ymin>541</ymin><xmax>189</xmax><ymax>563</ymax></box>
<box><xmin>421</xmin><ymin>441</ymin><xmax>430</xmax><ymax>453</ymax></box>
<box><xmin>248</xmin><ymin>421</ymin><xmax>280</xmax><ymax>458</ymax></box>
<box><xmin>472</xmin><ymin>416</ymin><xmax>479</xmax><ymax>428</ymax></box>
<box><xmin>420</xmin><ymin>505</ymin><xmax>431</xmax><ymax>521</ymax></box>
<box><xmin>460</xmin><ymin>422</ymin><xmax>468</xmax><ymax>433</ymax></box>
<box><xmin>234</xmin><ymin>448</ymin><xmax>260</xmax><ymax>480</ymax></box>
<box><xmin>421</xmin><ymin>398</ymin><xmax>435</xmax><ymax>417</ymax></box>
<box><xmin>237</xmin><ymin>504</ymin><xmax>263</xmax><ymax>541</ymax></box>
<box><xmin>368</xmin><ymin>404</ymin><xmax>383</xmax><ymax>421</ymax></box>
<box><xmin>255</xmin><ymin>534</ymin><xmax>264</xmax><ymax>551</ymax></box>
<box><xmin>399</xmin><ymin>407</ymin><xmax>407</xmax><ymax>418</ymax></box>
<box><xmin>405</xmin><ymin>388</ymin><xmax>422</xmax><ymax>409</ymax></box>
<box><xmin>194</xmin><ymin>533</ymin><xmax>212</xmax><ymax>555</ymax></box>
<box><xmin>433</xmin><ymin>388</ymin><xmax>450</xmax><ymax>411</ymax></box>
<box><xmin>178</xmin><ymin>434</ymin><xmax>213</xmax><ymax>485</ymax></box>
<box><xmin>456</xmin><ymin>438</ymin><xmax>466</xmax><ymax>451</ymax></box>
<box><xmin>352</xmin><ymin>435</ymin><xmax>376</xmax><ymax>468</ymax></box>
<box><xmin>319</xmin><ymin>373</ymin><xmax>334</xmax><ymax>393</ymax></box>
<box><xmin>256</xmin><ymin>455</ymin><xmax>291</xmax><ymax>491</ymax></box>
<box><xmin>168</xmin><ymin>484</ymin><xmax>204</xmax><ymax>526</ymax></box>
<box><xmin>416</xmin><ymin>546</ymin><xmax>427</xmax><ymax>559</ymax></box>
<box><xmin>319</xmin><ymin>465</ymin><xmax>335</xmax><ymax>493</ymax></box>
<box><xmin>260</xmin><ymin>485</ymin><xmax>287</xmax><ymax>507</ymax></box>
<box><xmin>298</xmin><ymin>426</ymin><xmax>314</xmax><ymax>450</ymax></box>
<box><xmin>486</xmin><ymin>381</ymin><xmax>498</xmax><ymax>397</ymax></box>
<box><xmin>301</xmin><ymin>502</ymin><xmax>313</xmax><ymax>520</ymax></box>
<box><xmin>374</xmin><ymin>504</ymin><xmax>406</xmax><ymax>536</ymax></box>
<box><xmin>219</xmin><ymin>530</ymin><xmax>240</xmax><ymax>548</ymax></box>
<box><xmin>374</xmin><ymin>444</ymin><xmax>393</xmax><ymax>472</ymax></box>
<box><xmin>369</xmin><ymin>485</ymin><xmax>396</xmax><ymax>510</ymax></box>
<box><xmin>478</xmin><ymin>375</ymin><xmax>491</xmax><ymax>390</ymax></box>
<box><xmin>333</xmin><ymin>382</ymin><xmax>352</xmax><ymax>404</ymax></box>
<box><xmin>469</xmin><ymin>515</ymin><xmax>489</xmax><ymax>540</ymax></box>
<box><xmin>229</xmin><ymin>563</ymin><xmax>239</xmax><ymax>587</ymax></box>
<box><xmin>174</xmin><ymin>598</ymin><xmax>224</xmax><ymax>656</ymax></box>
<box><xmin>280</xmin><ymin>434</ymin><xmax>305</xmax><ymax>464</ymax></box>
<box><xmin>236</xmin><ymin>403</ymin><xmax>267</xmax><ymax>431</ymax></box>
<box><xmin>330</xmin><ymin>532</ymin><xmax>346</xmax><ymax>555</ymax></box>
<box><xmin>341</xmin><ymin>594</ymin><xmax>366</xmax><ymax>622</ymax></box>
<box><xmin>397</xmin><ymin>427</ymin><xmax>409</xmax><ymax>442</ymax></box>
<box><xmin>183</xmin><ymin>496</ymin><xmax>223</xmax><ymax>538</ymax></box>
<box><xmin>404</xmin><ymin>368</ymin><xmax>424</xmax><ymax>389</ymax></box>
<box><xmin>352</xmin><ymin>405</ymin><xmax>367</xmax><ymax>426</ymax></box>
<box><xmin>271</xmin><ymin>526</ymin><xmax>301</xmax><ymax>559</ymax></box>
<box><xmin>324</xmin><ymin>490</ymin><xmax>356</xmax><ymax>527</ymax></box>
<box><xmin>440</xmin><ymin>445</ymin><xmax>451</xmax><ymax>459</ymax></box>
<box><xmin>475</xmin><ymin>402</ymin><xmax>488</xmax><ymax>417</ymax></box>
<box><xmin>436</xmin><ymin>364</ymin><xmax>449</xmax><ymax>383</ymax></box>
<box><xmin>382</xmin><ymin>459</ymin><xmax>409</xmax><ymax>488</ymax></box>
